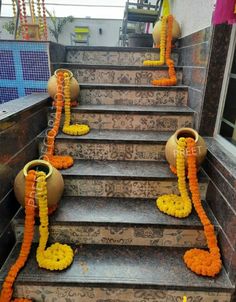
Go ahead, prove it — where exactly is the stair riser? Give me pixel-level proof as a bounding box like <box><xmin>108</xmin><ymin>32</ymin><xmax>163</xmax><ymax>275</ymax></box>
<box><xmin>63</xmin><ymin>178</ymin><xmax>208</xmax><ymax>200</ymax></box>
<box><xmin>15</xmin><ymin>285</ymin><xmax>232</xmax><ymax>302</ymax></box>
<box><xmin>14</xmin><ymin>224</ymin><xmax>207</xmax><ymax>248</ymax></box>
<box><xmin>52</xmin><ymin>113</ymin><xmax>193</xmax><ymax>131</ymax></box>
<box><xmin>79</xmin><ymin>87</ymin><xmax>188</xmax><ymax>106</ymax></box>
<box><xmin>39</xmin><ymin>141</ymin><xmax>166</xmax><ymax>161</ymax></box>
<box><xmin>66</xmin><ymin>50</ymin><xmax>179</xmax><ymax>65</ymax></box>
<box><xmin>71</xmin><ymin>68</ymin><xmax>183</xmax><ymax>85</ymax></box>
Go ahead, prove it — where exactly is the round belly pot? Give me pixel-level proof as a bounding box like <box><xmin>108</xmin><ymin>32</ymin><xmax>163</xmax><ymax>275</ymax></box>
<box><xmin>165</xmin><ymin>127</ymin><xmax>207</xmax><ymax>168</ymax></box>
<box><xmin>47</xmin><ymin>69</ymin><xmax>80</xmax><ymax>101</ymax></box>
<box><xmin>14</xmin><ymin>159</ymin><xmax>64</xmax><ymax>208</ymax></box>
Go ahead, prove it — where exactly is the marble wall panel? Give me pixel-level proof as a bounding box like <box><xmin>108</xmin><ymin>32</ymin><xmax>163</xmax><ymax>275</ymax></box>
<box><xmin>203</xmin><ymin>159</ymin><xmax>236</xmax><ymax>212</ymax></box>
<box><xmin>0</xmin><ymin>190</ymin><xmax>19</xmax><ymax>234</ymax></box>
<box><xmin>207</xmin><ymin>181</ymin><xmax>236</xmax><ymax>248</ymax></box>
<box><xmin>178</xmin><ymin>26</ymin><xmax>212</xmax><ymax>131</ymax></box>
<box><xmin>15</xmin><ymin>285</ymin><xmax>232</xmax><ymax>302</ymax></box>
<box><xmin>0</xmin><ymin>224</ymin><xmax>15</xmax><ymax>268</ymax></box>
<box><xmin>0</xmin><ymin>107</ymin><xmax>47</xmax><ymax>165</ymax></box>
<box><xmin>199</xmin><ymin>24</ymin><xmax>232</xmax><ymax>136</ymax></box>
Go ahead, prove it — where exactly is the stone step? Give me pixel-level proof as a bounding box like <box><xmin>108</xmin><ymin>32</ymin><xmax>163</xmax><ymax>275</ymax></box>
<box><xmin>65</xmin><ymin>45</ymin><xmax>179</xmax><ymax>66</ymax></box>
<box><xmin>49</xmin><ymin>105</ymin><xmax>194</xmax><ymax>131</ymax></box>
<box><xmin>0</xmin><ymin>244</ymin><xmax>233</xmax><ymax>302</ymax></box>
<box><xmin>38</xmin><ymin>130</ymin><xmax>172</xmax><ymax>161</ymax></box>
<box><xmin>13</xmin><ymin>197</ymin><xmax>218</xmax><ymax>248</ymax></box>
<box><xmin>79</xmin><ymin>83</ymin><xmax>188</xmax><ymax>106</ymax></box>
<box><xmin>59</xmin><ymin>160</ymin><xmax>208</xmax><ymax>199</ymax></box>
<box><xmin>52</xmin><ymin>63</ymin><xmax>183</xmax><ymax>85</ymax></box>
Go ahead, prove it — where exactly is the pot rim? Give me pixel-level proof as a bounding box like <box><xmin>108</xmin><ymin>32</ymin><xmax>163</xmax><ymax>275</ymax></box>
<box><xmin>54</xmin><ymin>68</ymin><xmax>73</xmax><ymax>79</ymax></box>
<box><xmin>174</xmin><ymin>127</ymin><xmax>199</xmax><ymax>143</ymax></box>
<box><xmin>23</xmin><ymin>160</ymin><xmax>53</xmax><ymax>179</ymax></box>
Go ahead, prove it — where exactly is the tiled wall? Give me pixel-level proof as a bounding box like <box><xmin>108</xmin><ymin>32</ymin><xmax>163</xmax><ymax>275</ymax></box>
<box><xmin>178</xmin><ymin>26</ymin><xmax>212</xmax><ymax>130</ymax></box>
<box><xmin>0</xmin><ymin>94</ymin><xmax>49</xmax><ymax>267</ymax></box>
<box><xmin>0</xmin><ymin>41</ymin><xmax>51</xmax><ymax>103</ymax></box>
<box><xmin>203</xmin><ymin>139</ymin><xmax>236</xmax><ymax>288</ymax></box>
<box><xmin>178</xmin><ymin>24</ymin><xmax>232</xmax><ymax>135</ymax></box>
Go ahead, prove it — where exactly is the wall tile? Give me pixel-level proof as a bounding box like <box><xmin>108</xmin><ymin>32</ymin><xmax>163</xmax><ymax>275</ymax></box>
<box><xmin>206</xmin><ymin>181</ymin><xmax>236</xmax><ymax>248</ymax></box>
<box><xmin>200</xmin><ymin>24</ymin><xmax>232</xmax><ymax>136</ymax></box>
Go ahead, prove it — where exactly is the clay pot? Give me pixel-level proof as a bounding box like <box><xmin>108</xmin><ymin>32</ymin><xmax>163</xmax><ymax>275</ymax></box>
<box><xmin>14</xmin><ymin>160</ymin><xmax>64</xmax><ymax>208</ymax></box>
<box><xmin>152</xmin><ymin>17</ymin><xmax>181</xmax><ymax>46</ymax></box>
<box><xmin>47</xmin><ymin>69</ymin><xmax>80</xmax><ymax>101</ymax></box>
<box><xmin>165</xmin><ymin>128</ymin><xmax>207</xmax><ymax>168</ymax></box>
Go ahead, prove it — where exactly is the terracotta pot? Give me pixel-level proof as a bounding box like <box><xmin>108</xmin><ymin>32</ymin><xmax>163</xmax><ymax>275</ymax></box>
<box><xmin>47</xmin><ymin>69</ymin><xmax>80</xmax><ymax>101</ymax></box>
<box><xmin>165</xmin><ymin>128</ymin><xmax>207</xmax><ymax>168</ymax></box>
<box><xmin>14</xmin><ymin>160</ymin><xmax>64</xmax><ymax>208</ymax></box>
<box><xmin>152</xmin><ymin>17</ymin><xmax>181</xmax><ymax>46</ymax></box>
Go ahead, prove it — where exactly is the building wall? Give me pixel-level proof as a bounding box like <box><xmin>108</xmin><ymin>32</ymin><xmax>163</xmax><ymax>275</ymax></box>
<box><xmin>0</xmin><ymin>17</ymin><xmax>122</xmax><ymax>46</ymax></box>
<box><xmin>178</xmin><ymin>26</ymin><xmax>213</xmax><ymax>130</ymax></box>
<box><xmin>171</xmin><ymin>0</ymin><xmax>216</xmax><ymax>37</ymax></box>
<box><xmin>0</xmin><ymin>94</ymin><xmax>48</xmax><ymax>267</ymax></box>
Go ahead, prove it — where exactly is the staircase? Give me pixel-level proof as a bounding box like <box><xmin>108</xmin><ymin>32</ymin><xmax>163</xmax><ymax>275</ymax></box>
<box><xmin>0</xmin><ymin>46</ymin><xmax>234</xmax><ymax>301</ymax></box>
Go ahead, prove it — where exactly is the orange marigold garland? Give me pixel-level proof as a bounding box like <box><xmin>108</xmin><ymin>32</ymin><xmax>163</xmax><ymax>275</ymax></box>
<box><xmin>183</xmin><ymin>138</ymin><xmax>222</xmax><ymax>277</ymax></box>
<box><xmin>152</xmin><ymin>15</ymin><xmax>177</xmax><ymax>86</ymax></box>
<box><xmin>0</xmin><ymin>171</ymin><xmax>36</xmax><ymax>302</ymax></box>
<box><xmin>43</xmin><ymin>71</ymin><xmax>74</xmax><ymax>169</ymax></box>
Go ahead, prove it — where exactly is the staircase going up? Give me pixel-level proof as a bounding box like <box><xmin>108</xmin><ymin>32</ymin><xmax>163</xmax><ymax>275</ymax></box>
<box><xmin>0</xmin><ymin>46</ymin><xmax>234</xmax><ymax>301</ymax></box>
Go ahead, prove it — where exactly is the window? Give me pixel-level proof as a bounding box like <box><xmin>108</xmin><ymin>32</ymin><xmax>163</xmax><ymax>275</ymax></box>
<box><xmin>215</xmin><ymin>25</ymin><xmax>236</xmax><ymax>151</ymax></box>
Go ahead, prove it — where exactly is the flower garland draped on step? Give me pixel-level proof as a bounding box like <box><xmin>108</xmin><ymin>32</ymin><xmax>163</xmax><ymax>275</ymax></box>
<box><xmin>0</xmin><ymin>171</ymin><xmax>74</xmax><ymax>302</ymax></box>
<box><xmin>157</xmin><ymin>137</ymin><xmax>222</xmax><ymax>277</ymax></box>
<box><xmin>143</xmin><ymin>0</ymin><xmax>177</xmax><ymax>86</ymax></box>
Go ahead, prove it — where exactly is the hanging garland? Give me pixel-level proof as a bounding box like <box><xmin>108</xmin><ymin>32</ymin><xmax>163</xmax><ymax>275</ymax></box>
<box><xmin>157</xmin><ymin>137</ymin><xmax>192</xmax><ymax>218</ymax></box>
<box><xmin>0</xmin><ymin>170</ymin><xmax>74</xmax><ymax>301</ymax></box>
<box><xmin>143</xmin><ymin>15</ymin><xmax>167</xmax><ymax>67</ymax></box>
<box><xmin>0</xmin><ymin>170</ymin><xmax>36</xmax><ymax>302</ymax></box>
<box><xmin>37</xmin><ymin>0</ymin><xmax>44</xmax><ymax>39</ymax></box>
<box><xmin>41</xmin><ymin>0</ymin><xmax>48</xmax><ymax>40</ymax></box>
<box><xmin>44</xmin><ymin>71</ymin><xmax>90</xmax><ymax>169</ymax></box>
<box><xmin>43</xmin><ymin>71</ymin><xmax>74</xmax><ymax>169</ymax></box>
<box><xmin>36</xmin><ymin>172</ymin><xmax>74</xmax><ymax>270</ymax></box>
<box><xmin>18</xmin><ymin>0</ymin><xmax>26</xmax><ymax>40</ymax></box>
<box><xmin>157</xmin><ymin>137</ymin><xmax>222</xmax><ymax>277</ymax></box>
<box><xmin>183</xmin><ymin>138</ymin><xmax>222</xmax><ymax>277</ymax></box>
<box><xmin>62</xmin><ymin>72</ymin><xmax>90</xmax><ymax>136</ymax></box>
<box><xmin>152</xmin><ymin>15</ymin><xmax>177</xmax><ymax>86</ymax></box>
<box><xmin>143</xmin><ymin>0</ymin><xmax>177</xmax><ymax>86</ymax></box>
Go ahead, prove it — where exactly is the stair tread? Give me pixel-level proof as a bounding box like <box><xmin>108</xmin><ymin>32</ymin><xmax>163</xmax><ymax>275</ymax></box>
<box><xmin>60</xmin><ymin>160</ymin><xmax>207</xmax><ymax>180</ymax></box>
<box><xmin>14</xmin><ymin>197</ymin><xmax>218</xmax><ymax>229</ymax></box>
<box><xmin>0</xmin><ymin>244</ymin><xmax>233</xmax><ymax>291</ymax></box>
<box><xmin>79</xmin><ymin>83</ymin><xmax>188</xmax><ymax>89</ymax></box>
<box><xmin>61</xmin><ymin>104</ymin><xmax>194</xmax><ymax>114</ymax></box>
<box><xmin>65</xmin><ymin>45</ymin><xmax>179</xmax><ymax>52</ymax></box>
<box><xmin>38</xmin><ymin>129</ymin><xmax>172</xmax><ymax>143</ymax></box>
<box><xmin>55</xmin><ymin>63</ymin><xmax>182</xmax><ymax>71</ymax></box>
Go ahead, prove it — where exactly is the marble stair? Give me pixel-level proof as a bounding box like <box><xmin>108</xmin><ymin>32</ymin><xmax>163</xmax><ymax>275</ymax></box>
<box><xmin>0</xmin><ymin>46</ymin><xmax>234</xmax><ymax>301</ymax></box>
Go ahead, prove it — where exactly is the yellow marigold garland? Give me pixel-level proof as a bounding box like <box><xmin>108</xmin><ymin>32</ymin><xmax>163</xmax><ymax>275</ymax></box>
<box><xmin>36</xmin><ymin>171</ymin><xmax>74</xmax><ymax>270</ymax></box>
<box><xmin>156</xmin><ymin>137</ymin><xmax>192</xmax><ymax>218</ymax></box>
<box><xmin>143</xmin><ymin>15</ymin><xmax>167</xmax><ymax>67</ymax></box>
<box><xmin>183</xmin><ymin>138</ymin><xmax>222</xmax><ymax>277</ymax></box>
<box><xmin>62</xmin><ymin>72</ymin><xmax>90</xmax><ymax>136</ymax></box>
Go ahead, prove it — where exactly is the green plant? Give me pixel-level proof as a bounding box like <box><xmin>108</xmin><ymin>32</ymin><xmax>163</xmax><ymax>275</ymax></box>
<box><xmin>47</xmin><ymin>10</ymin><xmax>74</xmax><ymax>43</ymax></box>
<box><xmin>3</xmin><ymin>20</ymin><xmax>15</xmax><ymax>35</ymax></box>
